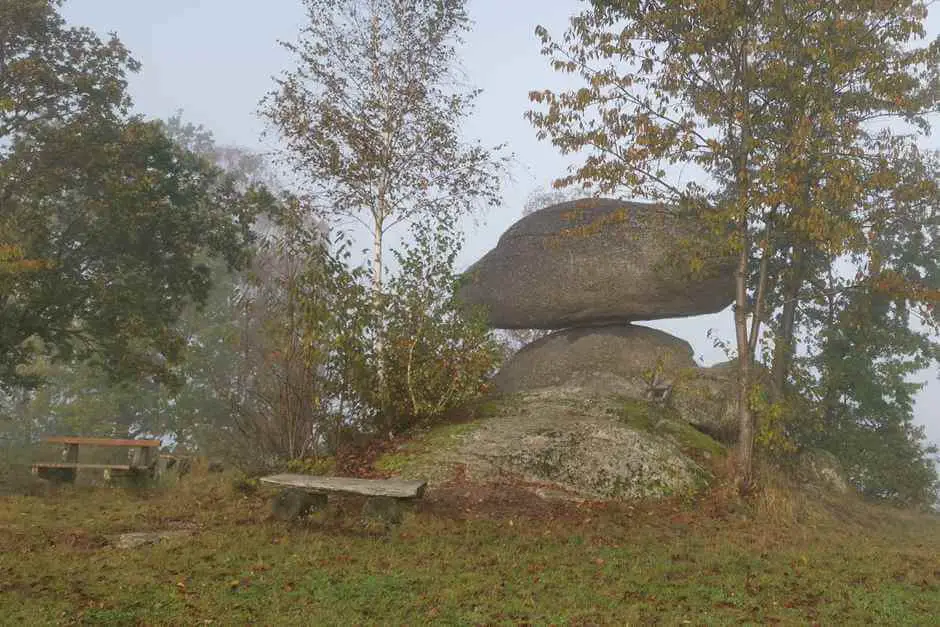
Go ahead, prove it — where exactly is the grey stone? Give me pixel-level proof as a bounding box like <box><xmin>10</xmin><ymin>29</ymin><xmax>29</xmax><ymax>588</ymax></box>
<box><xmin>492</xmin><ymin>324</ymin><xmax>696</xmax><ymax>397</ymax></box>
<box><xmin>361</xmin><ymin>496</ymin><xmax>404</xmax><ymax>527</ymax></box>
<box><xmin>261</xmin><ymin>474</ymin><xmax>426</xmax><ymax>498</ymax></box>
<box><xmin>112</xmin><ymin>529</ymin><xmax>195</xmax><ymax>549</ymax></box>
<box><xmin>458</xmin><ymin>198</ymin><xmax>735</xmax><ymax>329</ymax></box>
<box><xmin>378</xmin><ymin>388</ymin><xmax>718</xmax><ymax>500</ymax></box>
<box><xmin>271</xmin><ymin>488</ymin><xmax>328</xmax><ymax>521</ymax></box>
<box><xmin>670</xmin><ymin>367</ymin><xmax>740</xmax><ymax>444</ymax></box>
<box><xmin>797</xmin><ymin>448</ymin><xmax>850</xmax><ymax>495</ymax></box>
<box><xmin>670</xmin><ymin>360</ymin><xmax>773</xmax><ymax>444</ymax></box>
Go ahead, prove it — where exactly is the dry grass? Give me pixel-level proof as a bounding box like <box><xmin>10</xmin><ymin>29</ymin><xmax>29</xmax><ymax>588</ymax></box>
<box><xmin>1</xmin><ymin>466</ymin><xmax>938</xmax><ymax>625</ymax></box>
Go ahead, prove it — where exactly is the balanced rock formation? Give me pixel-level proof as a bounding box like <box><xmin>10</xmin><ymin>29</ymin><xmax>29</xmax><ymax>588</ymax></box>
<box><xmin>493</xmin><ymin>323</ymin><xmax>696</xmax><ymax>398</ymax></box>
<box><xmin>459</xmin><ymin>198</ymin><xmax>735</xmax><ymax>329</ymax></box>
<box><xmin>435</xmin><ymin>196</ymin><xmax>741</xmax><ymax>500</ymax></box>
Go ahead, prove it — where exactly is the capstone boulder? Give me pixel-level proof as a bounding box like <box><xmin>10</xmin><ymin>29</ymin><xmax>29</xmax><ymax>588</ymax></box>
<box><xmin>459</xmin><ymin>198</ymin><xmax>735</xmax><ymax>329</ymax></box>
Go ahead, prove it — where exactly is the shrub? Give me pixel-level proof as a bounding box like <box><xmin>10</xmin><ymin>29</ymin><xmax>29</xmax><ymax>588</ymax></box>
<box><xmin>373</xmin><ymin>216</ymin><xmax>502</xmax><ymax>436</ymax></box>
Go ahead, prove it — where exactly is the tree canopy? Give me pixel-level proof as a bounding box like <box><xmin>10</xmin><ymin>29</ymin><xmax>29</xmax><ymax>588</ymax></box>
<box><xmin>528</xmin><ymin>0</ymin><xmax>940</xmax><ymax>493</ymax></box>
<box><xmin>0</xmin><ymin>0</ymin><xmax>272</xmax><ymax>390</ymax></box>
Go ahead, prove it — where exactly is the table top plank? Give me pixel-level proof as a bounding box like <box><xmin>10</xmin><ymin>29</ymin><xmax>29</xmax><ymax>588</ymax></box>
<box><xmin>260</xmin><ymin>474</ymin><xmax>427</xmax><ymax>498</ymax></box>
<box><xmin>43</xmin><ymin>437</ymin><xmax>161</xmax><ymax>448</ymax></box>
<box><xmin>32</xmin><ymin>463</ymin><xmax>135</xmax><ymax>471</ymax></box>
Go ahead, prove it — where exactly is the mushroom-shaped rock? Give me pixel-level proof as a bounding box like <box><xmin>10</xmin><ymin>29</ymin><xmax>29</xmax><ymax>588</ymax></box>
<box><xmin>493</xmin><ymin>323</ymin><xmax>697</xmax><ymax>397</ymax></box>
<box><xmin>458</xmin><ymin>198</ymin><xmax>735</xmax><ymax>329</ymax></box>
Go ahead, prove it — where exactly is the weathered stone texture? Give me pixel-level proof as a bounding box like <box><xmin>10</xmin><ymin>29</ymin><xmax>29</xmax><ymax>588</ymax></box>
<box><xmin>493</xmin><ymin>323</ymin><xmax>696</xmax><ymax>396</ymax></box>
<box><xmin>459</xmin><ymin>198</ymin><xmax>735</xmax><ymax>329</ymax></box>
<box><xmin>377</xmin><ymin>389</ymin><xmax>718</xmax><ymax>500</ymax></box>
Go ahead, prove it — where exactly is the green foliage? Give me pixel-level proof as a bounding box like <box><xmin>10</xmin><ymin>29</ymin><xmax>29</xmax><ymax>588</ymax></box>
<box><xmin>527</xmin><ymin>0</ymin><xmax>940</xmax><ymax>489</ymax></box>
<box><xmin>0</xmin><ymin>2</ymin><xmax>272</xmax><ymax>390</ymax></box>
<box><xmin>374</xmin><ymin>216</ymin><xmax>502</xmax><ymax>435</ymax></box>
<box><xmin>246</xmin><ymin>0</ymin><xmax>507</xmax><ymax>458</ymax></box>
<box><xmin>795</xmin><ymin>285</ymin><xmax>940</xmax><ymax>505</ymax></box>
<box><xmin>0</xmin><ymin>103</ymin><xmax>292</xmax><ymax>459</ymax></box>
<box><xmin>183</xmin><ymin>202</ymin><xmax>499</xmax><ymax>469</ymax></box>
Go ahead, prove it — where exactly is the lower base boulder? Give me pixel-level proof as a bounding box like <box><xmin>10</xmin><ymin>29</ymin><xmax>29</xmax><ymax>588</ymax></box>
<box><xmin>493</xmin><ymin>324</ymin><xmax>697</xmax><ymax>398</ymax></box>
<box><xmin>378</xmin><ymin>388</ymin><xmax>725</xmax><ymax>500</ymax></box>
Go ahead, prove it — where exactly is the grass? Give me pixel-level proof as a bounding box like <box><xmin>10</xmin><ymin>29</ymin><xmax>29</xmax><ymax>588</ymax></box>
<box><xmin>1</xmin><ymin>469</ymin><xmax>938</xmax><ymax>625</ymax></box>
<box><xmin>615</xmin><ymin>397</ymin><xmax>728</xmax><ymax>462</ymax></box>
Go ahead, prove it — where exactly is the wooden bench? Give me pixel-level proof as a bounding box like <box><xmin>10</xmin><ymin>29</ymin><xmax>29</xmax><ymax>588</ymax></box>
<box><xmin>260</xmin><ymin>473</ymin><xmax>427</xmax><ymax>524</ymax></box>
<box><xmin>32</xmin><ymin>437</ymin><xmax>161</xmax><ymax>483</ymax></box>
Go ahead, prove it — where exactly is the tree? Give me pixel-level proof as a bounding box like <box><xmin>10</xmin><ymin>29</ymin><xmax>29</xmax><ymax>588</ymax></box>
<box><xmin>262</xmin><ymin>0</ymin><xmax>506</xmax><ymax>295</ymax></box>
<box><xmin>263</xmin><ymin>0</ymin><xmax>508</xmax><ymax>413</ymax></box>
<box><xmin>0</xmin><ymin>1</ymin><xmax>270</xmax><ymax>389</ymax></box>
<box><xmin>377</xmin><ymin>213</ymin><xmax>501</xmax><ymax>434</ymax></box>
<box><xmin>527</xmin><ymin>0</ymin><xmax>940</xmax><ymax>490</ymax></box>
<box><xmin>791</xmin><ymin>150</ymin><xmax>940</xmax><ymax>504</ymax></box>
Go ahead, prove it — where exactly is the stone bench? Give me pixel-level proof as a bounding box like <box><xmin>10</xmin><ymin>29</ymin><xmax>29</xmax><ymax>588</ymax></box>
<box><xmin>260</xmin><ymin>474</ymin><xmax>427</xmax><ymax>525</ymax></box>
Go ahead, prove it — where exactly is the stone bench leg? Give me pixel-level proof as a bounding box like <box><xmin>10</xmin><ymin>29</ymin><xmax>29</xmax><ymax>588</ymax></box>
<box><xmin>361</xmin><ymin>496</ymin><xmax>405</xmax><ymax>528</ymax></box>
<box><xmin>272</xmin><ymin>489</ymin><xmax>328</xmax><ymax>521</ymax></box>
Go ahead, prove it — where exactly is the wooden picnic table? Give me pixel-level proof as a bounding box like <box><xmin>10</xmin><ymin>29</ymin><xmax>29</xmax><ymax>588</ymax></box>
<box><xmin>32</xmin><ymin>436</ymin><xmax>162</xmax><ymax>482</ymax></box>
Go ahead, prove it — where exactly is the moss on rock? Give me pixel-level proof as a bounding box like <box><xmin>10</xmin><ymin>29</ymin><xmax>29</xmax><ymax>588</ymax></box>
<box><xmin>377</xmin><ymin>388</ymin><xmax>727</xmax><ymax>501</ymax></box>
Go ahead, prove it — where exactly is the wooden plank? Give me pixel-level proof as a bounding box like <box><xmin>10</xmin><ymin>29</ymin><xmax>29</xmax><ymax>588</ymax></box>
<box><xmin>260</xmin><ymin>474</ymin><xmax>427</xmax><ymax>499</ymax></box>
<box><xmin>43</xmin><ymin>436</ymin><xmax>161</xmax><ymax>448</ymax></box>
<box><xmin>32</xmin><ymin>463</ymin><xmax>134</xmax><ymax>471</ymax></box>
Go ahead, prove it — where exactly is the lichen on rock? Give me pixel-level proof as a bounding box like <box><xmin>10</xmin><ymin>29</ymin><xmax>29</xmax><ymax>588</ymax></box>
<box><xmin>458</xmin><ymin>198</ymin><xmax>735</xmax><ymax>329</ymax></box>
<box><xmin>377</xmin><ymin>388</ymin><xmax>724</xmax><ymax>501</ymax></box>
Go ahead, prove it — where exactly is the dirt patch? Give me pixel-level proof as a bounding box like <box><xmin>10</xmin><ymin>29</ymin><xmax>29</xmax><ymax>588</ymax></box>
<box><xmin>111</xmin><ymin>525</ymin><xmax>198</xmax><ymax>549</ymax></box>
<box><xmin>417</xmin><ymin>477</ymin><xmax>606</xmax><ymax>523</ymax></box>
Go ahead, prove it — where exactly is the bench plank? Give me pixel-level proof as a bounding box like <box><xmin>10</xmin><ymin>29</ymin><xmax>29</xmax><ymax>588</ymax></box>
<box><xmin>32</xmin><ymin>463</ymin><xmax>135</xmax><ymax>471</ymax></box>
<box><xmin>260</xmin><ymin>474</ymin><xmax>427</xmax><ymax>499</ymax></box>
<box><xmin>43</xmin><ymin>437</ymin><xmax>161</xmax><ymax>448</ymax></box>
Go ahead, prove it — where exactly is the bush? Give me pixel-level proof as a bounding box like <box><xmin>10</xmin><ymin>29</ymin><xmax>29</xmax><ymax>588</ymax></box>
<box><xmin>373</xmin><ymin>216</ymin><xmax>502</xmax><ymax>435</ymax></box>
<box><xmin>210</xmin><ymin>210</ymin><xmax>500</xmax><ymax>471</ymax></box>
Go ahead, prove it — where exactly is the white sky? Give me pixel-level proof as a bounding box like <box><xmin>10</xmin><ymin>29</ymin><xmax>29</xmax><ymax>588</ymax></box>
<box><xmin>62</xmin><ymin>0</ymin><xmax>939</xmax><ymax>450</ymax></box>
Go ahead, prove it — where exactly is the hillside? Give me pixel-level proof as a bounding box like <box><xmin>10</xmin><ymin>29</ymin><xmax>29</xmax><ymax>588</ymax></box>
<box><xmin>1</xmin><ymin>463</ymin><xmax>938</xmax><ymax>624</ymax></box>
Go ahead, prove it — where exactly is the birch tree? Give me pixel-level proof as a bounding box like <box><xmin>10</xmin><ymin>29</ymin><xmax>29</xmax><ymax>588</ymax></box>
<box><xmin>262</xmin><ymin>0</ymin><xmax>506</xmax><ymax>296</ymax></box>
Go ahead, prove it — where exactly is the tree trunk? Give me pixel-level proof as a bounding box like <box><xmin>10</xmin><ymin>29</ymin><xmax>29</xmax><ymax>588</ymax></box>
<box><xmin>734</xmin><ymin>242</ymin><xmax>755</xmax><ymax>493</ymax></box>
<box><xmin>731</xmin><ymin>18</ymin><xmax>758</xmax><ymax>493</ymax></box>
<box><xmin>770</xmin><ymin>247</ymin><xmax>804</xmax><ymax>404</ymax></box>
<box><xmin>372</xmin><ymin>206</ymin><xmax>388</xmax><ymax>434</ymax></box>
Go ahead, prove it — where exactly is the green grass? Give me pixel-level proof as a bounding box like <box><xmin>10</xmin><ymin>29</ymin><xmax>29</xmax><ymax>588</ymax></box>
<box><xmin>375</xmin><ymin>419</ymin><xmax>481</xmax><ymax>475</ymax></box>
<box><xmin>616</xmin><ymin>397</ymin><xmax>728</xmax><ymax>461</ymax></box>
<box><xmin>1</xmin><ymin>471</ymin><xmax>938</xmax><ymax>625</ymax></box>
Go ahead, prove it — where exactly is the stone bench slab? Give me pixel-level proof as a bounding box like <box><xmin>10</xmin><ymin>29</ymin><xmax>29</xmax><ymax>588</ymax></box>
<box><xmin>260</xmin><ymin>474</ymin><xmax>427</xmax><ymax>499</ymax></box>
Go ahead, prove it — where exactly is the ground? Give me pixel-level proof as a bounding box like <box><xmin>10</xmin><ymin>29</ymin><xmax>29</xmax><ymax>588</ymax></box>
<box><xmin>1</xmin><ymin>466</ymin><xmax>938</xmax><ymax>625</ymax></box>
